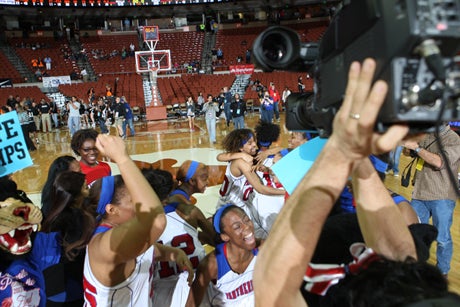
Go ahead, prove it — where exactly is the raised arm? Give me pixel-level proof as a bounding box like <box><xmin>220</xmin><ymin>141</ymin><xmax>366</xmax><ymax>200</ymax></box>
<box><xmin>217</xmin><ymin>151</ymin><xmax>253</xmax><ymax>164</ymax></box>
<box><xmin>352</xmin><ymin>158</ymin><xmax>417</xmax><ymax>261</ymax></box>
<box><xmin>92</xmin><ymin>135</ymin><xmax>166</xmax><ymax>263</ymax></box>
<box><xmin>254</xmin><ymin>59</ymin><xmax>409</xmax><ymax>306</ymax></box>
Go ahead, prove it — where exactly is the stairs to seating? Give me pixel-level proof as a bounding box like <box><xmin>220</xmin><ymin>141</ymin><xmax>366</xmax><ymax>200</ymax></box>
<box><xmin>201</xmin><ymin>32</ymin><xmax>216</xmax><ymax>74</ymax></box>
<box><xmin>0</xmin><ymin>45</ymin><xmax>36</xmax><ymax>83</ymax></box>
<box><xmin>69</xmin><ymin>39</ymin><xmax>96</xmax><ymax>82</ymax></box>
<box><xmin>230</xmin><ymin>74</ymin><xmax>251</xmax><ymax>98</ymax></box>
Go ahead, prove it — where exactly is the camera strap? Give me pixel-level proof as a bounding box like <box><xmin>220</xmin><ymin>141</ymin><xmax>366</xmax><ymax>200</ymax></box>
<box><xmin>401</xmin><ymin>139</ymin><xmax>437</xmax><ymax>187</ymax></box>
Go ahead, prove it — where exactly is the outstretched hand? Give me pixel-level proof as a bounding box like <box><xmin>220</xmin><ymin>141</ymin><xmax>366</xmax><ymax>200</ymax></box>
<box><xmin>95</xmin><ymin>134</ymin><xmax>129</xmax><ymax>164</ymax></box>
<box><xmin>329</xmin><ymin>58</ymin><xmax>409</xmax><ymax>161</ymax></box>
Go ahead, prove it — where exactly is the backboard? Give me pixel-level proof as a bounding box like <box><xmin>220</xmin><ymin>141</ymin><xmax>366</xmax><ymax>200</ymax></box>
<box><xmin>135</xmin><ymin>50</ymin><xmax>172</xmax><ymax>73</ymax></box>
<box><xmin>143</xmin><ymin>25</ymin><xmax>159</xmax><ymax>42</ymax></box>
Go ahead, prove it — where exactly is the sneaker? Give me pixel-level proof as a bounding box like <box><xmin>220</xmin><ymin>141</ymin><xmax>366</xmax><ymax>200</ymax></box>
<box><xmin>393</xmin><ymin>173</ymin><xmax>399</xmax><ymax>177</ymax></box>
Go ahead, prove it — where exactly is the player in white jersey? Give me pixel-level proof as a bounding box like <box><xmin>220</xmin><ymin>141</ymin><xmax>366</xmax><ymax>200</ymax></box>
<box><xmin>141</xmin><ymin>165</ymin><xmax>215</xmax><ymax>306</ymax></box>
<box><xmin>83</xmin><ymin>226</ymin><xmax>156</xmax><ymax>306</ymax></box>
<box><xmin>153</xmin><ymin>204</ymin><xmax>207</xmax><ymax>306</ymax></box>
<box><xmin>80</xmin><ymin>135</ymin><xmax>193</xmax><ymax>307</ymax></box>
<box><xmin>192</xmin><ymin>204</ymin><xmax>259</xmax><ymax>306</ymax></box>
<box><xmin>216</xmin><ymin>129</ymin><xmax>285</xmax><ymax>236</ymax></box>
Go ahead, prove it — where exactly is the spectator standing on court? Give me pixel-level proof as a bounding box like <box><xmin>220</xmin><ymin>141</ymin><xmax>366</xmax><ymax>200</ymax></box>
<box><xmin>122</xmin><ymin>96</ymin><xmax>135</xmax><ymax>137</ymax></box>
<box><xmin>298</xmin><ymin>76</ymin><xmax>305</xmax><ymax>93</ymax></box>
<box><xmin>31</xmin><ymin>101</ymin><xmax>41</xmax><ymax>140</ymax></box>
<box><xmin>403</xmin><ymin>124</ymin><xmax>460</xmax><ymax>279</ymax></box>
<box><xmin>282</xmin><ymin>86</ymin><xmax>291</xmax><ymax>111</ymax></box>
<box><xmin>67</xmin><ymin>96</ymin><xmax>81</xmax><ymax>137</ymax></box>
<box><xmin>230</xmin><ymin>93</ymin><xmax>246</xmax><ymax>130</ymax></box>
<box><xmin>39</xmin><ymin>99</ymin><xmax>52</xmax><ymax>133</ymax></box>
<box><xmin>268</xmin><ymin>82</ymin><xmax>281</xmax><ymax>122</ymax></box>
<box><xmin>186</xmin><ymin>96</ymin><xmax>196</xmax><ymax>131</ymax></box>
<box><xmin>223</xmin><ymin>86</ymin><xmax>232</xmax><ymax>127</ymax></box>
<box><xmin>202</xmin><ymin>94</ymin><xmax>219</xmax><ymax>144</ymax></box>
<box><xmin>49</xmin><ymin>97</ymin><xmax>59</xmax><ymax>129</ymax></box>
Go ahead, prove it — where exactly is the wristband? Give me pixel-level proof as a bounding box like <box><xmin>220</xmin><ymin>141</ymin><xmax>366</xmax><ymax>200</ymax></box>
<box><xmin>414</xmin><ymin>147</ymin><xmax>422</xmax><ymax>154</ymax></box>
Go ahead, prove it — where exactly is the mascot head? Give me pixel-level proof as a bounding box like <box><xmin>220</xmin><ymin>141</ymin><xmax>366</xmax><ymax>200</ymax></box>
<box><xmin>0</xmin><ymin>176</ymin><xmax>42</xmax><ymax>256</ymax></box>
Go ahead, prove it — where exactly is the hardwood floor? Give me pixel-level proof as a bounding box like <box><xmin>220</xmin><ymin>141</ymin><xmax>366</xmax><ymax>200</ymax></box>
<box><xmin>14</xmin><ymin>112</ymin><xmax>460</xmax><ymax>295</ymax></box>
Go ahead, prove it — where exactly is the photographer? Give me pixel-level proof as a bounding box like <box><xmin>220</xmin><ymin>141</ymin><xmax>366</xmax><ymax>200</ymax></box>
<box><xmin>66</xmin><ymin>96</ymin><xmax>81</xmax><ymax>137</ymax></box>
<box><xmin>260</xmin><ymin>90</ymin><xmax>274</xmax><ymax>124</ymax></box>
<box><xmin>402</xmin><ymin>124</ymin><xmax>460</xmax><ymax>279</ymax></box>
<box><xmin>254</xmin><ymin>59</ymin><xmax>458</xmax><ymax>306</ymax></box>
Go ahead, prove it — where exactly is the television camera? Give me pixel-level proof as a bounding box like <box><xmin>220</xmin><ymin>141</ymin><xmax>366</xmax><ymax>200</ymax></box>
<box><xmin>252</xmin><ymin>0</ymin><xmax>460</xmax><ymax>137</ymax></box>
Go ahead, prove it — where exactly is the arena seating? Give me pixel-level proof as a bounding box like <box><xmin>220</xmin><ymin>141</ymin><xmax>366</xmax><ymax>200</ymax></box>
<box><xmin>157</xmin><ymin>74</ymin><xmax>235</xmax><ymax>105</ymax></box>
<box><xmin>80</xmin><ymin>34</ymin><xmax>139</xmax><ymax>75</ymax></box>
<box><xmin>155</xmin><ymin>31</ymin><xmax>205</xmax><ymax>70</ymax></box>
<box><xmin>0</xmin><ymin>51</ymin><xmax>23</xmax><ymax>84</ymax></box>
<box><xmin>0</xmin><ymin>86</ymin><xmax>49</xmax><ymax>106</ymax></box>
<box><xmin>9</xmin><ymin>37</ymin><xmax>77</xmax><ymax>77</ymax></box>
<box><xmin>58</xmin><ymin>74</ymin><xmax>145</xmax><ymax>107</ymax></box>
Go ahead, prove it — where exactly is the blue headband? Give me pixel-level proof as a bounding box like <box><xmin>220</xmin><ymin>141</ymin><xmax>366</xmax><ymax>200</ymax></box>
<box><xmin>258</xmin><ymin>141</ymin><xmax>271</xmax><ymax>147</ymax></box>
<box><xmin>369</xmin><ymin>155</ymin><xmax>388</xmax><ymax>174</ymax></box>
<box><xmin>97</xmin><ymin>176</ymin><xmax>115</xmax><ymax>217</ymax></box>
<box><xmin>241</xmin><ymin>133</ymin><xmax>253</xmax><ymax>146</ymax></box>
<box><xmin>184</xmin><ymin>161</ymin><xmax>199</xmax><ymax>182</ymax></box>
<box><xmin>213</xmin><ymin>204</ymin><xmax>232</xmax><ymax>234</ymax></box>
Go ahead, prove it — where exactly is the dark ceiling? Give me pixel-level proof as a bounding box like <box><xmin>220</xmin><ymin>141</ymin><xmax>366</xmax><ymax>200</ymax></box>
<box><xmin>0</xmin><ymin>0</ymin><xmax>335</xmax><ymax>20</ymax></box>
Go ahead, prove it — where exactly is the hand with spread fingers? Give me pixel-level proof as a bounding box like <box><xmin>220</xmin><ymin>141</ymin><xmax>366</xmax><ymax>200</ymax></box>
<box><xmin>329</xmin><ymin>58</ymin><xmax>410</xmax><ymax>163</ymax></box>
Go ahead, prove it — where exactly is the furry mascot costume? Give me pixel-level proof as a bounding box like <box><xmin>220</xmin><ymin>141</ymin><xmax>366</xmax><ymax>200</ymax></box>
<box><xmin>0</xmin><ymin>175</ymin><xmax>43</xmax><ymax>306</ymax></box>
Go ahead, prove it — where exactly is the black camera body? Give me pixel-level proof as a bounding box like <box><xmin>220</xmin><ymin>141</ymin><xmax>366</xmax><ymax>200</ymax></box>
<box><xmin>253</xmin><ymin>0</ymin><xmax>460</xmax><ymax>136</ymax></box>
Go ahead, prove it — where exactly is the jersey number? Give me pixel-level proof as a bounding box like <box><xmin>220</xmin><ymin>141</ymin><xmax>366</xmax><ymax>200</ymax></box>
<box><xmin>157</xmin><ymin>233</ymin><xmax>199</xmax><ymax>278</ymax></box>
<box><xmin>219</xmin><ymin>176</ymin><xmax>253</xmax><ymax>201</ymax></box>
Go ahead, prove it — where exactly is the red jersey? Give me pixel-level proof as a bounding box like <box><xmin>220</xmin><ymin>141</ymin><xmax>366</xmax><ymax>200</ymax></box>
<box><xmin>80</xmin><ymin>161</ymin><xmax>111</xmax><ymax>185</ymax></box>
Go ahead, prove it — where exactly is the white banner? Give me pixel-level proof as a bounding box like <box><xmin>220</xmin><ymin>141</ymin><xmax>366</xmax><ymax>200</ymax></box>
<box><xmin>42</xmin><ymin>76</ymin><xmax>71</xmax><ymax>88</ymax></box>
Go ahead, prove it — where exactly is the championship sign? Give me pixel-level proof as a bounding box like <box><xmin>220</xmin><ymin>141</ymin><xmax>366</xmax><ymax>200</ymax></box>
<box><xmin>0</xmin><ymin>112</ymin><xmax>33</xmax><ymax>176</ymax></box>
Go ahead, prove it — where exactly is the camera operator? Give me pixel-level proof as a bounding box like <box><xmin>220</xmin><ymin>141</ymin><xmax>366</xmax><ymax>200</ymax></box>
<box><xmin>66</xmin><ymin>96</ymin><xmax>81</xmax><ymax>137</ymax></box>
<box><xmin>254</xmin><ymin>59</ymin><xmax>459</xmax><ymax>306</ymax></box>
<box><xmin>402</xmin><ymin>124</ymin><xmax>460</xmax><ymax>279</ymax></box>
<box><xmin>260</xmin><ymin>90</ymin><xmax>275</xmax><ymax>124</ymax></box>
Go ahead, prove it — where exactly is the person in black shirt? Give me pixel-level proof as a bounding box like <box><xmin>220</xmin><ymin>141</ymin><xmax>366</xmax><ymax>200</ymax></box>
<box><xmin>31</xmin><ymin>101</ymin><xmax>41</xmax><ymax>142</ymax></box>
<box><xmin>113</xmin><ymin>97</ymin><xmax>126</xmax><ymax>138</ymax></box>
<box><xmin>95</xmin><ymin>98</ymin><xmax>109</xmax><ymax>134</ymax></box>
<box><xmin>49</xmin><ymin>98</ymin><xmax>59</xmax><ymax>129</ymax></box>
<box><xmin>230</xmin><ymin>93</ymin><xmax>246</xmax><ymax>130</ymax></box>
<box><xmin>39</xmin><ymin>99</ymin><xmax>52</xmax><ymax>133</ymax></box>
<box><xmin>6</xmin><ymin>95</ymin><xmax>16</xmax><ymax>111</ymax></box>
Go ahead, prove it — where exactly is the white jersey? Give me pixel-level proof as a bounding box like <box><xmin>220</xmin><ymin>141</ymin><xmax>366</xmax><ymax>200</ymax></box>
<box><xmin>83</xmin><ymin>241</ymin><xmax>155</xmax><ymax>306</ymax></box>
<box><xmin>152</xmin><ymin>203</ymin><xmax>206</xmax><ymax>306</ymax></box>
<box><xmin>216</xmin><ymin>162</ymin><xmax>256</xmax><ymax>216</ymax></box>
<box><xmin>253</xmin><ymin>156</ymin><xmax>285</xmax><ymax>239</ymax></box>
<box><xmin>208</xmin><ymin>243</ymin><xmax>257</xmax><ymax>307</ymax></box>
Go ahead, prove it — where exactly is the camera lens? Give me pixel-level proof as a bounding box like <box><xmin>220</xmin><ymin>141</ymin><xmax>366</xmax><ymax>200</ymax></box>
<box><xmin>252</xmin><ymin>26</ymin><xmax>301</xmax><ymax>71</ymax></box>
<box><xmin>262</xmin><ymin>33</ymin><xmax>289</xmax><ymax>63</ymax></box>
